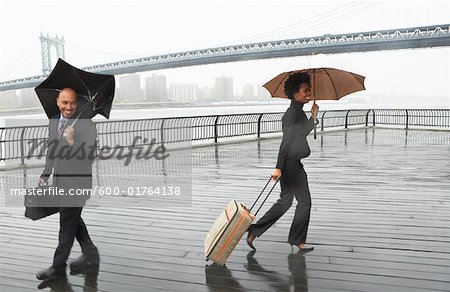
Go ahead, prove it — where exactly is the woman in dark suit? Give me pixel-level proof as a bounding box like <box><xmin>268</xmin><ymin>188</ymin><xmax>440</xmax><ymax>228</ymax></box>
<box><xmin>247</xmin><ymin>72</ymin><xmax>319</xmax><ymax>251</ymax></box>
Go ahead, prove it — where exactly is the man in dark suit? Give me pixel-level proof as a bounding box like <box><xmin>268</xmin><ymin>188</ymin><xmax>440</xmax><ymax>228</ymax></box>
<box><xmin>36</xmin><ymin>88</ymin><xmax>100</xmax><ymax>281</ymax></box>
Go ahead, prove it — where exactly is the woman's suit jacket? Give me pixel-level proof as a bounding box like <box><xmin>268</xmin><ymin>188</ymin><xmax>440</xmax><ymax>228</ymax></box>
<box><xmin>275</xmin><ymin>100</ymin><xmax>316</xmax><ymax>170</ymax></box>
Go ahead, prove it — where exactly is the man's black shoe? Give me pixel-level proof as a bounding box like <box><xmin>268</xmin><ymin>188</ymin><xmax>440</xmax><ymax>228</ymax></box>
<box><xmin>69</xmin><ymin>254</ymin><xmax>100</xmax><ymax>273</ymax></box>
<box><xmin>37</xmin><ymin>277</ymin><xmax>72</xmax><ymax>291</ymax></box>
<box><xmin>36</xmin><ymin>266</ymin><xmax>66</xmax><ymax>281</ymax></box>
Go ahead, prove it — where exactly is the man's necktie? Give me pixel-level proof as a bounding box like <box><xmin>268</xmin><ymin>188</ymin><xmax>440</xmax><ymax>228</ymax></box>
<box><xmin>58</xmin><ymin>119</ymin><xmax>66</xmax><ymax>137</ymax></box>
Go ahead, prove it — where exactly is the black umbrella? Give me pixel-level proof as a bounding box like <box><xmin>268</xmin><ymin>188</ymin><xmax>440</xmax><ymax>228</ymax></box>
<box><xmin>35</xmin><ymin>58</ymin><xmax>115</xmax><ymax>120</ymax></box>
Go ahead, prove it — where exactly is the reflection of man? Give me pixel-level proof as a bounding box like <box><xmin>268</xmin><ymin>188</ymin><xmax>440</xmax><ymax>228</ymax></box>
<box><xmin>36</xmin><ymin>88</ymin><xmax>99</xmax><ymax>281</ymax></box>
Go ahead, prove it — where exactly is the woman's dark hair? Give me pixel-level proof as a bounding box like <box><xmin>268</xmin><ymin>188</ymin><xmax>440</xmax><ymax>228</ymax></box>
<box><xmin>284</xmin><ymin>72</ymin><xmax>311</xmax><ymax>99</ymax></box>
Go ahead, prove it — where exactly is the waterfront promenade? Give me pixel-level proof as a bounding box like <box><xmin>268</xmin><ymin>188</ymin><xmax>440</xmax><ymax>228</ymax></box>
<box><xmin>1</xmin><ymin>128</ymin><xmax>449</xmax><ymax>291</ymax></box>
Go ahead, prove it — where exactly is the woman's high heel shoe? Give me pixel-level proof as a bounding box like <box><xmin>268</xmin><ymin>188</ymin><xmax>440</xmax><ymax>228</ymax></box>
<box><xmin>290</xmin><ymin>243</ymin><xmax>314</xmax><ymax>252</ymax></box>
<box><xmin>246</xmin><ymin>232</ymin><xmax>256</xmax><ymax>251</ymax></box>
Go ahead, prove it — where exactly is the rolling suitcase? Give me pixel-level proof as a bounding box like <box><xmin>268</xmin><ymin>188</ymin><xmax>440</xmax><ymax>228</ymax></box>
<box><xmin>204</xmin><ymin>177</ymin><xmax>278</xmax><ymax>265</ymax></box>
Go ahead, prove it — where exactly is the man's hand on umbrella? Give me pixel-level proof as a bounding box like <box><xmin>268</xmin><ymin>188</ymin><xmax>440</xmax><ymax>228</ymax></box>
<box><xmin>64</xmin><ymin>126</ymin><xmax>75</xmax><ymax>145</ymax></box>
<box><xmin>311</xmin><ymin>103</ymin><xmax>319</xmax><ymax>120</ymax></box>
<box><xmin>38</xmin><ymin>178</ymin><xmax>48</xmax><ymax>187</ymax></box>
<box><xmin>272</xmin><ymin>168</ymin><xmax>282</xmax><ymax>180</ymax></box>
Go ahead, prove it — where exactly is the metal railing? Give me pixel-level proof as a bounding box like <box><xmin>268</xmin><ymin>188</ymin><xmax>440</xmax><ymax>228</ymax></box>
<box><xmin>1</xmin><ymin>109</ymin><xmax>449</xmax><ymax>164</ymax></box>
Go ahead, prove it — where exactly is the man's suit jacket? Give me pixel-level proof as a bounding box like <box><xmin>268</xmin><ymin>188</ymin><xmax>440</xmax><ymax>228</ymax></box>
<box><xmin>40</xmin><ymin>114</ymin><xmax>97</xmax><ymax>206</ymax></box>
<box><xmin>275</xmin><ymin>100</ymin><xmax>316</xmax><ymax>170</ymax></box>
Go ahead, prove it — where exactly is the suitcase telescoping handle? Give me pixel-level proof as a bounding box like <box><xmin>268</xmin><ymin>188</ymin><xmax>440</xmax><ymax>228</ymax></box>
<box><xmin>249</xmin><ymin>176</ymin><xmax>279</xmax><ymax>216</ymax></box>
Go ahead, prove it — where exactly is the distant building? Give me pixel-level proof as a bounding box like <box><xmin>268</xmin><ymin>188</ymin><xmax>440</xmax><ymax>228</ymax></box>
<box><xmin>256</xmin><ymin>85</ymin><xmax>271</xmax><ymax>100</ymax></box>
<box><xmin>119</xmin><ymin>74</ymin><xmax>142</xmax><ymax>102</ymax></box>
<box><xmin>198</xmin><ymin>87</ymin><xmax>213</xmax><ymax>102</ymax></box>
<box><xmin>242</xmin><ymin>84</ymin><xmax>255</xmax><ymax>100</ymax></box>
<box><xmin>114</xmin><ymin>84</ymin><xmax>122</xmax><ymax>102</ymax></box>
<box><xmin>0</xmin><ymin>90</ymin><xmax>20</xmax><ymax>110</ymax></box>
<box><xmin>145</xmin><ymin>74</ymin><xmax>167</xmax><ymax>102</ymax></box>
<box><xmin>214</xmin><ymin>76</ymin><xmax>233</xmax><ymax>101</ymax></box>
<box><xmin>18</xmin><ymin>88</ymin><xmax>41</xmax><ymax>108</ymax></box>
<box><xmin>168</xmin><ymin>84</ymin><xmax>198</xmax><ymax>102</ymax></box>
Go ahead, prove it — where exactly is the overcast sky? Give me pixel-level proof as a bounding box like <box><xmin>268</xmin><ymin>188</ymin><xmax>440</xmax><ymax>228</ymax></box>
<box><xmin>1</xmin><ymin>0</ymin><xmax>449</xmax><ymax>106</ymax></box>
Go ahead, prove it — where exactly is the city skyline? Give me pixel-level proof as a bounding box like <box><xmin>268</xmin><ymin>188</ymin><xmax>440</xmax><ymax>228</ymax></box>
<box><xmin>0</xmin><ymin>73</ymin><xmax>270</xmax><ymax>111</ymax></box>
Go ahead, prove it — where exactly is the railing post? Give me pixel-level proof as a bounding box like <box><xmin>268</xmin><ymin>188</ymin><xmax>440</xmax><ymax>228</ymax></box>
<box><xmin>20</xmin><ymin>127</ymin><xmax>26</xmax><ymax>165</ymax></box>
<box><xmin>160</xmin><ymin>118</ymin><xmax>166</xmax><ymax>147</ymax></box>
<box><xmin>372</xmin><ymin>110</ymin><xmax>376</xmax><ymax>127</ymax></box>
<box><xmin>405</xmin><ymin>109</ymin><xmax>409</xmax><ymax>129</ymax></box>
<box><xmin>345</xmin><ymin>110</ymin><xmax>351</xmax><ymax>129</ymax></box>
<box><xmin>365</xmin><ymin>110</ymin><xmax>370</xmax><ymax>127</ymax></box>
<box><xmin>214</xmin><ymin>116</ymin><xmax>219</xmax><ymax>143</ymax></box>
<box><xmin>257</xmin><ymin>114</ymin><xmax>263</xmax><ymax>138</ymax></box>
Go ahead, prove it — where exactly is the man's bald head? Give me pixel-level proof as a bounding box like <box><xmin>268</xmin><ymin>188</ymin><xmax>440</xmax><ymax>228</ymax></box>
<box><xmin>57</xmin><ymin>88</ymin><xmax>78</xmax><ymax>118</ymax></box>
<box><xmin>59</xmin><ymin>88</ymin><xmax>77</xmax><ymax>98</ymax></box>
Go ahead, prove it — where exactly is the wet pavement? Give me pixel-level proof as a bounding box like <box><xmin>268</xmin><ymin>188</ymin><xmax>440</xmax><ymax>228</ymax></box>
<box><xmin>1</xmin><ymin>128</ymin><xmax>450</xmax><ymax>291</ymax></box>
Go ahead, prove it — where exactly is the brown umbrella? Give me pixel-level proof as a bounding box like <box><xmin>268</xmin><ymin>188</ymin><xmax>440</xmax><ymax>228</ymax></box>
<box><xmin>263</xmin><ymin>67</ymin><xmax>365</xmax><ymax>101</ymax></box>
<box><xmin>263</xmin><ymin>67</ymin><xmax>366</xmax><ymax>139</ymax></box>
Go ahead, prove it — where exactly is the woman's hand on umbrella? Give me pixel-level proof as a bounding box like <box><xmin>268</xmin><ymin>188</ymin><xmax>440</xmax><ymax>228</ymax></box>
<box><xmin>311</xmin><ymin>103</ymin><xmax>319</xmax><ymax>120</ymax></box>
<box><xmin>272</xmin><ymin>168</ymin><xmax>282</xmax><ymax>180</ymax></box>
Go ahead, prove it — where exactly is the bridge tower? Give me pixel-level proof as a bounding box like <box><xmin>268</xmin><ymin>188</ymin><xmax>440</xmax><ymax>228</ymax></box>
<box><xmin>39</xmin><ymin>33</ymin><xmax>65</xmax><ymax>75</ymax></box>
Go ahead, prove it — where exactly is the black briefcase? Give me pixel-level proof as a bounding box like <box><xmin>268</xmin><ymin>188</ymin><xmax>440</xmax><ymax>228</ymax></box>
<box><xmin>24</xmin><ymin>186</ymin><xmax>59</xmax><ymax>221</ymax></box>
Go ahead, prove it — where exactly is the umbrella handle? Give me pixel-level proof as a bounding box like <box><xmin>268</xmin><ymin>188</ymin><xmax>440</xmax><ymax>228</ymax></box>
<box><xmin>313</xmin><ymin>100</ymin><xmax>317</xmax><ymax>140</ymax></box>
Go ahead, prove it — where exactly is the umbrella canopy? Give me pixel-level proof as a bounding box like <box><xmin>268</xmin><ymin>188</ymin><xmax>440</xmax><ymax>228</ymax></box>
<box><xmin>263</xmin><ymin>67</ymin><xmax>365</xmax><ymax>100</ymax></box>
<box><xmin>35</xmin><ymin>58</ymin><xmax>115</xmax><ymax>119</ymax></box>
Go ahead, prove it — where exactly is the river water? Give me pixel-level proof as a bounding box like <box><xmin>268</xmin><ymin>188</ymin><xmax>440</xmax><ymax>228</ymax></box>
<box><xmin>1</xmin><ymin>101</ymin><xmax>444</xmax><ymax>127</ymax></box>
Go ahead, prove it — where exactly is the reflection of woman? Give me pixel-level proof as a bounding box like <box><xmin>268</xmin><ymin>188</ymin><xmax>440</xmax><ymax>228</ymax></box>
<box><xmin>288</xmin><ymin>252</ymin><xmax>309</xmax><ymax>291</ymax></box>
<box><xmin>245</xmin><ymin>251</ymin><xmax>290</xmax><ymax>291</ymax></box>
<box><xmin>247</xmin><ymin>72</ymin><xmax>318</xmax><ymax>251</ymax></box>
<box><xmin>245</xmin><ymin>251</ymin><xmax>309</xmax><ymax>291</ymax></box>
